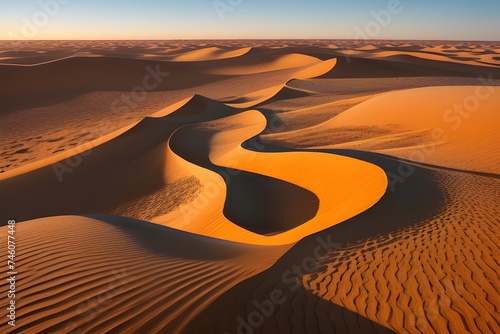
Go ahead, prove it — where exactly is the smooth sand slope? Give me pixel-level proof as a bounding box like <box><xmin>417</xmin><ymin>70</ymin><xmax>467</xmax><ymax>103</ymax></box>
<box><xmin>264</xmin><ymin>86</ymin><xmax>500</xmax><ymax>174</ymax></box>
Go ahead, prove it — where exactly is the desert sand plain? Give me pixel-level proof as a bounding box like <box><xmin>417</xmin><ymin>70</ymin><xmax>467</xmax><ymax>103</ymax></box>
<box><xmin>0</xmin><ymin>40</ymin><xmax>499</xmax><ymax>333</ymax></box>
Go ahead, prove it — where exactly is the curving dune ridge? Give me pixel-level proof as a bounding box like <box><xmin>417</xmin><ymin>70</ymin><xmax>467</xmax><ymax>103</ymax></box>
<box><xmin>172</xmin><ymin>47</ymin><xmax>252</xmax><ymax>61</ymax></box>
<box><xmin>265</xmin><ymin>86</ymin><xmax>500</xmax><ymax>174</ymax></box>
<box><xmin>162</xmin><ymin>109</ymin><xmax>387</xmax><ymax>244</ymax></box>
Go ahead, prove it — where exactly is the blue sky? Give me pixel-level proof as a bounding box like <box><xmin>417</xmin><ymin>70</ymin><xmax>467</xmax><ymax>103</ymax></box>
<box><xmin>1</xmin><ymin>0</ymin><xmax>499</xmax><ymax>40</ymax></box>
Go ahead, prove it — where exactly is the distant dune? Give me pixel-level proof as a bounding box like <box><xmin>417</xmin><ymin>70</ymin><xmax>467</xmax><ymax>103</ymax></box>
<box><xmin>172</xmin><ymin>46</ymin><xmax>252</xmax><ymax>61</ymax></box>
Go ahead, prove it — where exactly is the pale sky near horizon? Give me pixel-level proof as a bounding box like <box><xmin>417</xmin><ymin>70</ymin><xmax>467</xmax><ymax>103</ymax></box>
<box><xmin>0</xmin><ymin>0</ymin><xmax>499</xmax><ymax>41</ymax></box>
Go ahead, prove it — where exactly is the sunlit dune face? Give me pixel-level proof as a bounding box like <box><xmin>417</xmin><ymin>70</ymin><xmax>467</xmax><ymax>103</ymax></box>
<box><xmin>172</xmin><ymin>46</ymin><xmax>252</xmax><ymax>61</ymax></box>
<box><xmin>204</xmin><ymin>53</ymin><xmax>323</xmax><ymax>75</ymax></box>
<box><xmin>304</xmin><ymin>86</ymin><xmax>500</xmax><ymax>174</ymax></box>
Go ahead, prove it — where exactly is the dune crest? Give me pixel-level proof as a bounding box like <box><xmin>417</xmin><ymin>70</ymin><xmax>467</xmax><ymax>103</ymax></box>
<box><xmin>161</xmin><ymin>110</ymin><xmax>388</xmax><ymax>245</ymax></box>
<box><xmin>205</xmin><ymin>53</ymin><xmax>326</xmax><ymax>75</ymax></box>
<box><xmin>172</xmin><ymin>47</ymin><xmax>252</xmax><ymax>61</ymax></box>
<box><xmin>264</xmin><ymin>86</ymin><xmax>500</xmax><ymax>175</ymax></box>
<box><xmin>223</xmin><ymin>84</ymin><xmax>315</xmax><ymax>109</ymax></box>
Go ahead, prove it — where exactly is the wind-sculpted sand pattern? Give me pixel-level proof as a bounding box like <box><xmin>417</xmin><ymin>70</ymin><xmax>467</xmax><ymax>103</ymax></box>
<box><xmin>0</xmin><ymin>216</ymin><xmax>288</xmax><ymax>333</ymax></box>
<box><xmin>303</xmin><ymin>171</ymin><xmax>500</xmax><ymax>333</ymax></box>
<box><xmin>0</xmin><ymin>40</ymin><xmax>499</xmax><ymax>333</ymax></box>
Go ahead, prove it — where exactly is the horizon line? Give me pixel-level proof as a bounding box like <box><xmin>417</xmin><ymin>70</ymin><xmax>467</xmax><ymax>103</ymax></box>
<box><xmin>2</xmin><ymin>38</ymin><xmax>499</xmax><ymax>42</ymax></box>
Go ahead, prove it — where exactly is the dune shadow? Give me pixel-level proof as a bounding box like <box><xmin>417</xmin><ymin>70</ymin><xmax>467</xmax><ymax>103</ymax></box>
<box><xmin>0</xmin><ymin>122</ymin><xmax>174</xmax><ymax>224</ymax></box>
<box><xmin>169</xmin><ymin>124</ymin><xmax>320</xmax><ymax>235</ymax></box>
<box><xmin>81</xmin><ymin>213</ymin><xmax>266</xmax><ymax>261</ymax></box>
<box><xmin>223</xmin><ymin>170</ymin><xmax>319</xmax><ymax>235</ymax></box>
<box><xmin>185</xmin><ymin>259</ymin><xmax>396</xmax><ymax>334</ymax></box>
<box><xmin>243</xmin><ymin>139</ymin><xmax>446</xmax><ymax>240</ymax></box>
<box><xmin>0</xmin><ymin>95</ymin><xmax>242</xmax><ymax>225</ymax></box>
<box><xmin>189</xmin><ymin>142</ymin><xmax>448</xmax><ymax>334</ymax></box>
<box><xmin>320</xmin><ymin>55</ymin><xmax>500</xmax><ymax>78</ymax></box>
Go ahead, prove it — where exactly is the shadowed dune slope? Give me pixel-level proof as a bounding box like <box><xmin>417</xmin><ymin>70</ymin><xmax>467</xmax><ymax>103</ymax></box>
<box><xmin>0</xmin><ymin>215</ymin><xmax>288</xmax><ymax>334</ymax></box>
<box><xmin>0</xmin><ymin>96</ymin><xmax>239</xmax><ymax>224</ymax></box>
<box><xmin>322</xmin><ymin>55</ymin><xmax>500</xmax><ymax>78</ymax></box>
<box><xmin>0</xmin><ymin>57</ymin><xmax>221</xmax><ymax>111</ymax></box>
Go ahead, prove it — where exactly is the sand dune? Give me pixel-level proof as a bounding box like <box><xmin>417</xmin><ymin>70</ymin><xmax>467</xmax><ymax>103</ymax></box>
<box><xmin>0</xmin><ymin>215</ymin><xmax>288</xmax><ymax>334</ymax></box>
<box><xmin>216</xmin><ymin>58</ymin><xmax>337</xmax><ymax>109</ymax></box>
<box><xmin>172</xmin><ymin>47</ymin><xmax>251</xmax><ymax>61</ymax></box>
<box><xmin>184</xmin><ymin>151</ymin><xmax>446</xmax><ymax>334</ymax></box>
<box><xmin>264</xmin><ymin>86</ymin><xmax>500</xmax><ymax>174</ymax></box>
<box><xmin>222</xmin><ymin>83</ymin><xmax>315</xmax><ymax>108</ymax></box>
<box><xmin>0</xmin><ymin>95</ymin><xmax>240</xmax><ymax>224</ymax></box>
<box><xmin>0</xmin><ymin>98</ymin><xmax>387</xmax><ymax>245</ymax></box>
<box><xmin>294</xmin><ymin>58</ymin><xmax>338</xmax><ymax>79</ymax></box>
<box><xmin>304</xmin><ymin>169</ymin><xmax>500</xmax><ymax>334</ymax></box>
<box><xmin>155</xmin><ymin>94</ymin><xmax>239</xmax><ymax>119</ymax></box>
<box><xmin>205</xmin><ymin>53</ymin><xmax>326</xmax><ymax>75</ymax></box>
<box><xmin>324</xmin><ymin>87</ymin><xmax>500</xmax><ymax>174</ymax></box>
<box><xmin>0</xmin><ymin>49</ymin><xmax>338</xmax><ymax>174</ymax></box>
<box><xmin>160</xmin><ymin>109</ymin><xmax>387</xmax><ymax>244</ymax></box>
<box><xmin>321</xmin><ymin>53</ymin><xmax>500</xmax><ymax>79</ymax></box>
<box><xmin>343</xmin><ymin>48</ymin><xmax>500</xmax><ymax>68</ymax></box>
<box><xmin>1</xmin><ymin>40</ymin><xmax>499</xmax><ymax>334</ymax></box>
<box><xmin>0</xmin><ymin>51</ymin><xmax>335</xmax><ymax>113</ymax></box>
<box><xmin>259</xmin><ymin>94</ymin><xmax>379</xmax><ymax>133</ymax></box>
<box><xmin>0</xmin><ymin>56</ymin><xmax>221</xmax><ymax>111</ymax></box>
